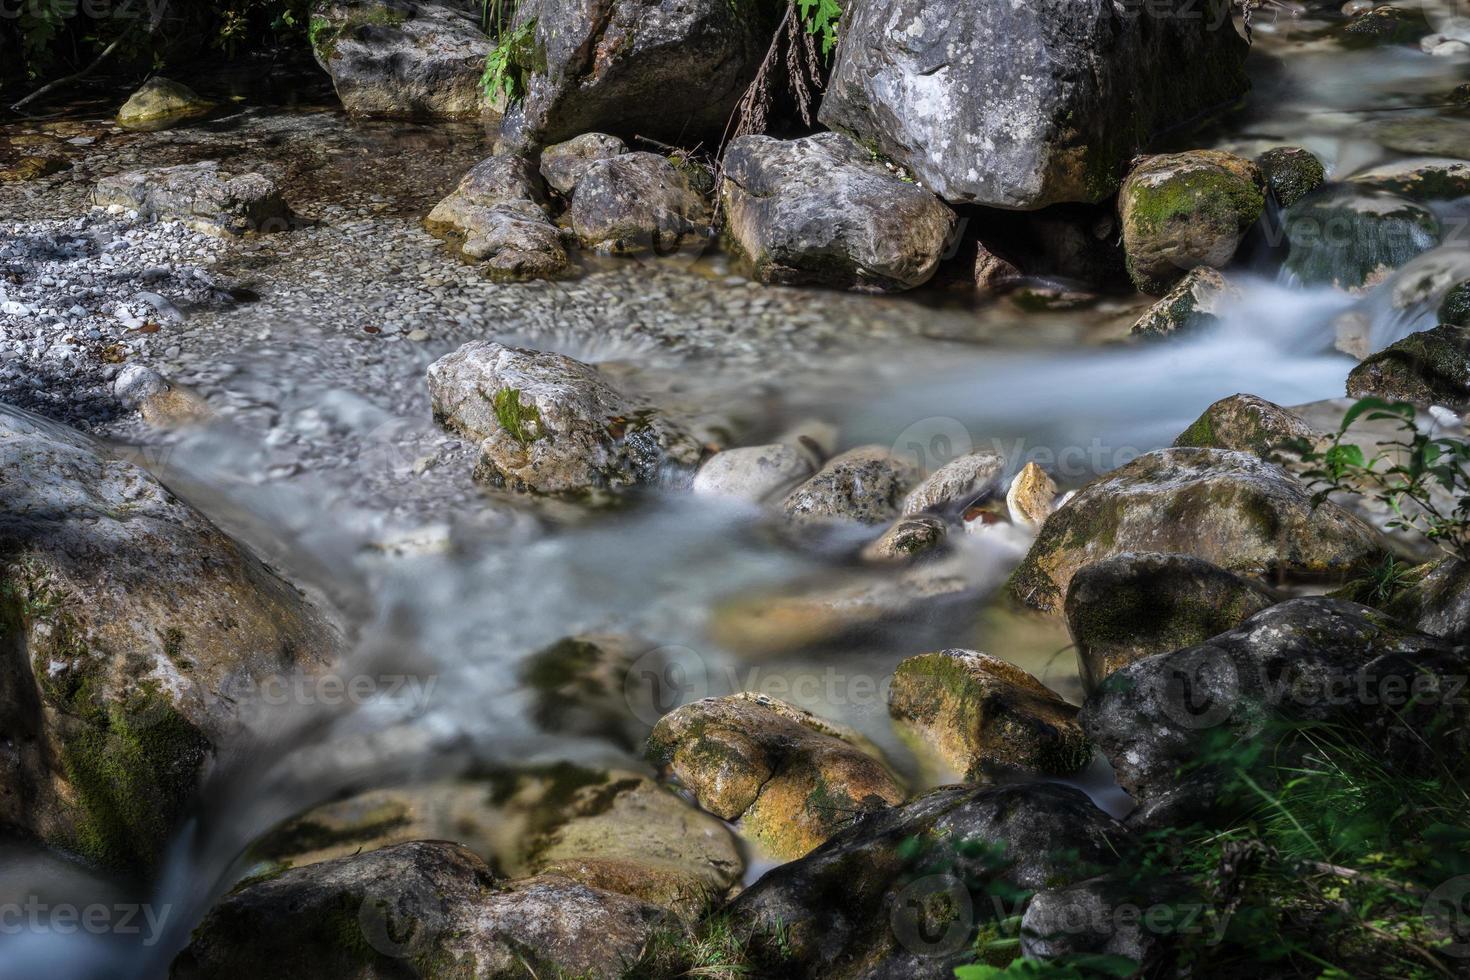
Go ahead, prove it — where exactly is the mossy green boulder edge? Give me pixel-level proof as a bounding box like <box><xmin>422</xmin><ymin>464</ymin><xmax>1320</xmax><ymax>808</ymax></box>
<box><xmin>0</xmin><ymin>407</ymin><xmax>339</xmax><ymax>871</ymax></box>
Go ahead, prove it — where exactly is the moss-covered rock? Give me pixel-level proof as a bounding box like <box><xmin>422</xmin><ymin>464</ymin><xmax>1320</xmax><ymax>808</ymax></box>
<box><xmin>727</xmin><ymin>783</ymin><xmax>1128</xmax><ymax>979</ymax></box>
<box><xmin>1282</xmin><ymin>185</ymin><xmax>1440</xmax><ymax>291</ymax></box>
<box><xmin>1349</xmin><ymin>157</ymin><xmax>1470</xmax><ymax>202</ymax></box>
<box><xmin>1171</xmin><ymin>392</ymin><xmax>1318</xmax><ymax>461</ymax></box>
<box><xmin>253</xmin><ymin>764</ymin><xmax>743</xmax><ymax>919</ymax></box>
<box><xmin>1118</xmin><ymin>151</ymin><xmax>1265</xmax><ymax>294</ymax></box>
<box><xmin>646</xmin><ymin>693</ymin><xmax>905</xmax><ymax>861</ymax></box>
<box><xmin>1064</xmin><ymin>552</ymin><xmax>1276</xmax><ymax>692</ymax></box>
<box><xmin>1130</xmin><ymin>267</ymin><xmax>1240</xmax><ymax>339</ymax></box>
<box><xmin>116</xmin><ymin>77</ymin><xmax>215</xmax><ymax>130</ymax></box>
<box><xmin>1346</xmin><ymin>324</ymin><xmax>1470</xmax><ymax>410</ymax></box>
<box><xmin>860</xmin><ymin>514</ymin><xmax>948</xmax><ymax>564</ymax></box>
<box><xmin>1440</xmin><ymin>280</ymin><xmax>1470</xmax><ymax>326</ymax></box>
<box><xmin>173</xmin><ymin>841</ymin><xmax>669</xmax><ymax>978</ymax></box>
<box><xmin>0</xmin><ymin>406</ymin><xmax>339</xmax><ymax>872</ymax></box>
<box><xmin>889</xmin><ymin>649</ymin><xmax>1091</xmax><ymax>781</ymax></box>
<box><xmin>1256</xmin><ymin>146</ymin><xmax>1326</xmax><ymax>208</ymax></box>
<box><xmin>1007</xmin><ymin>447</ymin><xmax>1383</xmax><ymax>614</ymax></box>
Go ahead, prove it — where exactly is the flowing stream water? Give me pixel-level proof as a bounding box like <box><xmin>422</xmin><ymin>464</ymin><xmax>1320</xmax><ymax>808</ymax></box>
<box><xmin>3</xmin><ymin>11</ymin><xmax>1470</xmax><ymax>978</ymax></box>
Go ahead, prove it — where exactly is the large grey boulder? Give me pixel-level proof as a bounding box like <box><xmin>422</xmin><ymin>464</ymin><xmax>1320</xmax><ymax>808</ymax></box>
<box><xmin>497</xmin><ymin>0</ymin><xmax>773</xmax><ymax>150</ymax></box>
<box><xmin>570</xmin><ymin>152</ymin><xmax>711</xmax><ymax>255</ymax></box>
<box><xmin>426</xmin><ymin>341</ymin><xmax>705</xmax><ymax>497</ymax></box>
<box><xmin>93</xmin><ymin>161</ymin><xmax>291</xmax><ymax>236</ymax></box>
<box><xmin>424</xmin><ymin>154</ymin><xmax>567</xmax><ymax>277</ymax></box>
<box><xmin>728</xmin><ymin>783</ymin><xmax>1128</xmax><ymax>979</ymax></box>
<box><xmin>721</xmin><ymin>132</ymin><xmax>956</xmax><ymax>292</ymax></box>
<box><xmin>539</xmin><ymin>132</ymin><xmax>628</xmax><ymax>195</ymax></box>
<box><xmin>173</xmin><ymin>841</ymin><xmax>668</xmax><ymax>978</ymax></box>
<box><xmin>309</xmin><ymin>0</ymin><xmax>489</xmax><ymax>118</ymax></box>
<box><xmin>0</xmin><ymin>407</ymin><xmax>339</xmax><ymax>870</ymax></box>
<box><xmin>817</xmin><ymin>0</ymin><xmax>1249</xmax><ymax>209</ymax></box>
<box><xmin>1008</xmin><ymin>447</ymin><xmax>1383</xmax><ymax>613</ymax></box>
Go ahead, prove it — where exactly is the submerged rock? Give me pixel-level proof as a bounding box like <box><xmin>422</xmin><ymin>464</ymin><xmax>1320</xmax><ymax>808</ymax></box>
<box><xmin>1080</xmin><ymin>598</ymin><xmax>1461</xmax><ymax>807</ymax></box>
<box><xmin>780</xmin><ymin>445</ymin><xmax>919</xmax><ymax>525</ymax></box>
<box><xmin>1172</xmin><ymin>393</ymin><xmax>1318</xmax><ymax>460</ymax></box>
<box><xmin>691</xmin><ymin>443</ymin><xmax>816</xmax><ymax>503</ymax></box>
<box><xmin>116</xmin><ymin>77</ymin><xmax>214</xmax><ymax>130</ymax></box>
<box><xmin>1008</xmin><ymin>447</ymin><xmax>1382</xmax><ymax>613</ymax></box>
<box><xmin>646</xmin><ymin>693</ymin><xmax>905</xmax><ymax>860</ymax></box>
<box><xmin>539</xmin><ymin>132</ymin><xmax>628</xmax><ymax>195</ymax></box>
<box><xmin>889</xmin><ymin>649</ymin><xmax>1091</xmax><ymax>780</ymax></box>
<box><xmin>426</xmin><ymin>341</ymin><xmax>705</xmax><ymax>497</ymax></box>
<box><xmin>569</xmin><ymin>152</ymin><xmax>710</xmax><ymax>255</ymax></box>
<box><xmin>1346</xmin><ymin>324</ymin><xmax>1470</xmax><ymax>410</ymax></box>
<box><xmin>817</xmin><ymin>0</ymin><xmax>1249</xmax><ymax>209</ymax></box>
<box><xmin>1256</xmin><ymin>146</ymin><xmax>1326</xmax><ymax>208</ymax></box>
<box><xmin>0</xmin><ymin>155</ymin><xmax>69</xmax><ymax>183</ymax></box>
<box><xmin>173</xmin><ymin>841</ymin><xmax>667</xmax><ymax>978</ymax></box>
<box><xmin>520</xmin><ymin>634</ymin><xmax>658</xmax><ymax>750</ymax></box>
<box><xmin>113</xmin><ymin>363</ymin><xmax>212</xmax><ymax>428</ymax></box>
<box><xmin>720</xmin><ymin>132</ymin><xmax>956</xmax><ymax>292</ymax></box>
<box><xmin>1131</xmin><ymin>267</ymin><xmax>1239</xmax><ymax>339</ymax></box>
<box><xmin>497</xmin><ymin>0</ymin><xmax>772</xmax><ymax>149</ymax></box>
<box><xmin>1118</xmin><ymin>151</ymin><xmax>1265</xmax><ymax>294</ymax></box>
<box><xmin>309</xmin><ymin>0</ymin><xmax>488</xmax><ymax>118</ymax></box>
<box><xmin>1282</xmin><ymin>185</ymin><xmax>1441</xmax><ymax>291</ymax></box>
<box><xmin>423</xmin><ymin>154</ymin><xmax>567</xmax><ymax>277</ymax></box>
<box><xmin>728</xmin><ymin>783</ymin><xmax>1127</xmax><ymax>979</ymax></box>
<box><xmin>0</xmin><ymin>407</ymin><xmax>338</xmax><ymax>870</ymax></box>
<box><xmin>92</xmin><ymin>161</ymin><xmax>291</xmax><ymax>236</ymax></box>
<box><xmin>1064</xmin><ymin>552</ymin><xmax>1276</xmax><ymax>692</ymax></box>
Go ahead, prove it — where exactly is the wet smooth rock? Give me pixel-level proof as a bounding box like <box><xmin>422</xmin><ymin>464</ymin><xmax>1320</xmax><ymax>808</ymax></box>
<box><xmin>901</xmin><ymin>450</ymin><xmax>1006</xmax><ymax>517</ymax></box>
<box><xmin>691</xmin><ymin>442</ymin><xmax>816</xmax><ymax>503</ymax></box>
<box><xmin>116</xmin><ymin>77</ymin><xmax>215</xmax><ymax>130</ymax></box>
<box><xmin>1257</xmin><ymin>146</ymin><xmax>1326</xmax><ymax>207</ymax></box>
<box><xmin>721</xmin><ymin>132</ymin><xmax>956</xmax><ymax>292</ymax></box>
<box><xmin>1131</xmin><ymin>267</ymin><xmax>1239</xmax><ymax>339</ymax></box>
<box><xmin>1064</xmin><ymin>552</ymin><xmax>1277</xmax><ymax>692</ymax></box>
<box><xmin>780</xmin><ymin>444</ymin><xmax>918</xmax><ymax>525</ymax></box>
<box><xmin>817</xmin><ymin>0</ymin><xmax>1249</xmax><ymax>209</ymax></box>
<box><xmin>1172</xmin><ymin>393</ymin><xmax>1318</xmax><ymax>459</ymax></box>
<box><xmin>1005</xmin><ymin>461</ymin><xmax>1059</xmax><ymax>529</ymax></box>
<box><xmin>539</xmin><ymin>132</ymin><xmax>628</xmax><ymax>195</ymax></box>
<box><xmin>0</xmin><ymin>406</ymin><xmax>339</xmax><ymax>870</ymax></box>
<box><xmin>309</xmin><ymin>0</ymin><xmax>489</xmax><ymax>118</ymax></box>
<box><xmin>497</xmin><ymin>0</ymin><xmax>772</xmax><ymax>149</ymax></box>
<box><xmin>423</xmin><ymin>154</ymin><xmax>567</xmax><ymax>276</ymax></box>
<box><xmin>92</xmin><ymin>161</ymin><xmax>291</xmax><ymax>236</ymax></box>
<box><xmin>646</xmin><ymin>693</ymin><xmax>905</xmax><ymax>860</ymax></box>
<box><xmin>1346</xmin><ymin>323</ymin><xmax>1470</xmax><ymax>410</ymax></box>
<box><xmin>861</xmin><ymin>514</ymin><xmax>948</xmax><ymax>563</ymax></box>
<box><xmin>570</xmin><ymin>152</ymin><xmax>711</xmax><ymax>255</ymax></box>
<box><xmin>1118</xmin><ymin>151</ymin><xmax>1265</xmax><ymax>294</ymax></box>
<box><xmin>1008</xmin><ymin>447</ymin><xmax>1383</xmax><ymax>613</ymax></box>
<box><xmin>426</xmin><ymin>341</ymin><xmax>705</xmax><ymax>496</ymax></box>
<box><xmin>173</xmin><ymin>841</ymin><xmax>668</xmax><ymax>978</ymax></box>
<box><xmin>1283</xmin><ymin>185</ymin><xmax>1441</xmax><ymax>291</ymax></box>
<box><xmin>1349</xmin><ymin>157</ymin><xmax>1470</xmax><ymax>201</ymax></box>
<box><xmin>889</xmin><ymin>649</ymin><xmax>1092</xmax><ymax>780</ymax></box>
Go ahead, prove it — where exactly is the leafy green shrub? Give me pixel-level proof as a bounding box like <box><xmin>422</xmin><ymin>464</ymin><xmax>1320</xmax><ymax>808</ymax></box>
<box><xmin>480</xmin><ymin>17</ymin><xmax>536</xmax><ymax>105</ymax></box>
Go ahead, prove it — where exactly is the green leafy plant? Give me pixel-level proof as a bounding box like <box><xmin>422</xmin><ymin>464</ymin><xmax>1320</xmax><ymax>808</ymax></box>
<box><xmin>1297</xmin><ymin>397</ymin><xmax>1470</xmax><ymax>561</ymax></box>
<box><xmin>480</xmin><ymin>17</ymin><xmax>536</xmax><ymax>105</ymax></box>
<box><xmin>795</xmin><ymin>0</ymin><xmax>842</xmax><ymax>57</ymax></box>
<box><xmin>955</xmin><ymin>954</ymin><xmax>1139</xmax><ymax>979</ymax></box>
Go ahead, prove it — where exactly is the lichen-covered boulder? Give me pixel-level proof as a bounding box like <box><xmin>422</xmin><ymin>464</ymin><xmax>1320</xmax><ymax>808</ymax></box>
<box><xmin>116</xmin><ymin>77</ymin><xmax>214</xmax><ymax>130</ymax></box>
<box><xmin>1008</xmin><ymin>447</ymin><xmax>1383</xmax><ymax>613</ymax></box>
<box><xmin>691</xmin><ymin>443</ymin><xmax>816</xmax><ymax>503</ymax></box>
<box><xmin>889</xmin><ymin>649</ymin><xmax>1091</xmax><ymax>780</ymax></box>
<box><xmin>539</xmin><ymin>132</ymin><xmax>628</xmax><ymax>195</ymax></box>
<box><xmin>728</xmin><ymin>783</ymin><xmax>1128</xmax><ymax>979</ymax></box>
<box><xmin>817</xmin><ymin>0</ymin><xmax>1249</xmax><ymax>210</ymax></box>
<box><xmin>426</xmin><ymin>341</ymin><xmax>705</xmax><ymax>497</ymax></box>
<box><xmin>901</xmin><ymin>451</ymin><xmax>1006</xmax><ymax>517</ymax></box>
<box><xmin>1282</xmin><ymin>185</ymin><xmax>1441</xmax><ymax>291</ymax></box>
<box><xmin>0</xmin><ymin>406</ymin><xmax>338</xmax><ymax>870</ymax></box>
<box><xmin>1118</xmin><ymin>151</ymin><xmax>1265</xmax><ymax>294</ymax></box>
<box><xmin>780</xmin><ymin>445</ymin><xmax>919</xmax><ymax>525</ymax></box>
<box><xmin>569</xmin><ymin>152</ymin><xmax>711</xmax><ymax>255</ymax></box>
<box><xmin>496</xmin><ymin>0</ymin><xmax>773</xmax><ymax>150</ymax></box>
<box><xmin>646</xmin><ymin>693</ymin><xmax>905</xmax><ymax>860</ymax></box>
<box><xmin>1064</xmin><ymin>552</ymin><xmax>1276</xmax><ymax>692</ymax></box>
<box><xmin>1256</xmin><ymin>146</ymin><xmax>1326</xmax><ymax>208</ymax></box>
<box><xmin>173</xmin><ymin>841</ymin><xmax>668</xmax><ymax>978</ymax></box>
<box><xmin>1079</xmin><ymin>598</ymin><xmax>1462</xmax><ymax>808</ymax></box>
<box><xmin>308</xmin><ymin>0</ymin><xmax>488</xmax><ymax>118</ymax></box>
<box><xmin>721</xmin><ymin>132</ymin><xmax>956</xmax><ymax>292</ymax></box>
<box><xmin>1172</xmin><ymin>393</ymin><xmax>1318</xmax><ymax>459</ymax></box>
<box><xmin>1130</xmin><ymin>267</ymin><xmax>1239</xmax><ymax>339</ymax></box>
<box><xmin>93</xmin><ymin>161</ymin><xmax>291</xmax><ymax>236</ymax></box>
<box><xmin>424</xmin><ymin>154</ymin><xmax>567</xmax><ymax>277</ymax></box>
<box><xmin>1346</xmin><ymin>324</ymin><xmax>1470</xmax><ymax>410</ymax></box>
